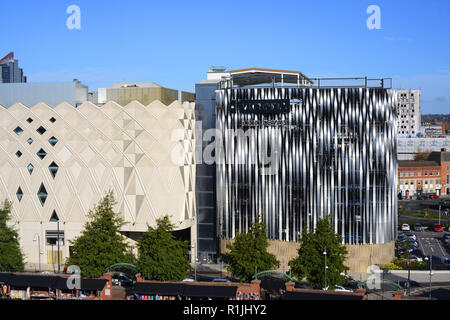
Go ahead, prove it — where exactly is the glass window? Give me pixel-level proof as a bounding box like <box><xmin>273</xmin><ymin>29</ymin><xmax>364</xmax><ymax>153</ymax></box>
<box><xmin>418</xmin><ymin>171</ymin><xmax>421</xmax><ymax>177</ymax></box>
<box><xmin>27</xmin><ymin>138</ymin><xmax>33</xmax><ymax>145</ymax></box>
<box><xmin>46</xmin><ymin>230</ymin><xmax>64</xmax><ymax>246</ymax></box>
<box><xmin>36</xmin><ymin>126</ymin><xmax>46</xmax><ymax>135</ymax></box>
<box><xmin>13</xmin><ymin>126</ymin><xmax>23</xmax><ymax>135</ymax></box>
<box><xmin>26</xmin><ymin>118</ymin><xmax>33</xmax><ymax>124</ymax></box>
<box><xmin>37</xmin><ymin>148</ymin><xmax>47</xmax><ymax>160</ymax></box>
<box><xmin>27</xmin><ymin>163</ymin><xmax>34</xmax><ymax>175</ymax></box>
<box><xmin>48</xmin><ymin>162</ymin><xmax>59</xmax><ymax>179</ymax></box>
<box><xmin>15</xmin><ymin>150</ymin><xmax>22</xmax><ymax>158</ymax></box>
<box><xmin>48</xmin><ymin>136</ymin><xmax>58</xmax><ymax>147</ymax></box>
<box><xmin>37</xmin><ymin>183</ymin><xmax>48</xmax><ymax>206</ymax></box>
<box><xmin>16</xmin><ymin>187</ymin><xmax>23</xmax><ymax>202</ymax></box>
<box><xmin>49</xmin><ymin>117</ymin><xmax>56</xmax><ymax>123</ymax></box>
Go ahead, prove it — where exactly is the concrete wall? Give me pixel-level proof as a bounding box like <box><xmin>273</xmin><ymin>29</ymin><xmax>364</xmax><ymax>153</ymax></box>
<box><xmin>220</xmin><ymin>238</ymin><xmax>395</xmax><ymax>274</ymax></box>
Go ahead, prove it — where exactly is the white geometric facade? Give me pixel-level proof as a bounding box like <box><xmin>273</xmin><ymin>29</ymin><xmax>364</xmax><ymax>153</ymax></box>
<box><xmin>0</xmin><ymin>100</ymin><xmax>196</xmax><ymax>270</ymax></box>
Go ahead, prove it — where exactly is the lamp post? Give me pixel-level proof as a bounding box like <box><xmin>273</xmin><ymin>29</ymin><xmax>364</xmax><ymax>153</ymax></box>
<box><xmin>191</xmin><ymin>244</ymin><xmax>197</xmax><ymax>281</ymax></box>
<box><xmin>425</xmin><ymin>255</ymin><xmax>433</xmax><ymax>298</ymax></box>
<box><xmin>407</xmin><ymin>260</ymin><xmax>411</xmax><ymax>296</ymax></box>
<box><xmin>33</xmin><ymin>234</ymin><xmax>41</xmax><ymax>272</ymax></box>
<box><xmin>323</xmin><ymin>247</ymin><xmax>328</xmax><ymax>290</ymax></box>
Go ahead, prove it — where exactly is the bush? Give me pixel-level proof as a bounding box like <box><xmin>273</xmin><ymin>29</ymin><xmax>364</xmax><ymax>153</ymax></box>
<box><xmin>380</xmin><ymin>259</ymin><xmax>428</xmax><ymax>270</ymax></box>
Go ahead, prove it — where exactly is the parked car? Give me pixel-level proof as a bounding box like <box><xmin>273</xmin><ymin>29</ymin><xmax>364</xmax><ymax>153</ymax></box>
<box><xmin>401</xmin><ymin>224</ymin><xmax>411</xmax><ymax>231</ymax></box>
<box><xmin>416</xmin><ymin>195</ymin><xmax>427</xmax><ymax>200</ymax></box>
<box><xmin>411</xmin><ymin>249</ymin><xmax>425</xmax><ymax>258</ymax></box>
<box><xmin>397</xmin><ymin>238</ymin><xmax>419</xmax><ymax>247</ymax></box>
<box><xmin>112</xmin><ymin>273</ymin><xmax>134</xmax><ymax>287</ymax></box>
<box><xmin>401</xmin><ymin>255</ymin><xmax>423</xmax><ymax>262</ymax></box>
<box><xmin>334</xmin><ymin>285</ymin><xmax>353</xmax><ymax>292</ymax></box>
<box><xmin>429</xmin><ymin>194</ymin><xmax>439</xmax><ymax>199</ymax></box>
<box><xmin>397</xmin><ymin>233</ymin><xmax>408</xmax><ymax>241</ymax></box>
<box><xmin>433</xmin><ymin>224</ymin><xmax>444</xmax><ymax>232</ymax></box>
<box><xmin>413</xmin><ymin>224</ymin><xmax>423</xmax><ymax>232</ymax></box>
<box><xmin>441</xmin><ymin>256</ymin><xmax>450</xmax><ymax>268</ymax></box>
<box><xmin>403</xmin><ymin>232</ymin><xmax>417</xmax><ymax>240</ymax></box>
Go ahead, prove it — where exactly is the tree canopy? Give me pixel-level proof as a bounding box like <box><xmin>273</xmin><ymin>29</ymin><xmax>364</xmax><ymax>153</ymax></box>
<box><xmin>222</xmin><ymin>219</ymin><xmax>279</xmax><ymax>283</ymax></box>
<box><xmin>0</xmin><ymin>200</ymin><xmax>25</xmax><ymax>272</ymax></box>
<box><xmin>65</xmin><ymin>191</ymin><xmax>133</xmax><ymax>278</ymax></box>
<box><xmin>136</xmin><ymin>215</ymin><xmax>190</xmax><ymax>281</ymax></box>
<box><xmin>288</xmin><ymin>216</ymin><xmax>349</xmax><ymax>289</ymax></box>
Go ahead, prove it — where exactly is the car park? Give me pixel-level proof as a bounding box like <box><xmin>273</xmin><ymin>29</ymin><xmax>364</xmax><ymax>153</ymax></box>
<box><xmin>401</xmin><ymin>224</ymin><xmax>410</xmax><ymax>231</ymax></box>
<box><xmin>433</xmin><ymin>224</ymin><xmax>444</xmax><ymax>232</ymax></box>
<box><xmin>413</xmin><ymin>224</ymin><xmax>423</xmax><ymax>232</ymax></box>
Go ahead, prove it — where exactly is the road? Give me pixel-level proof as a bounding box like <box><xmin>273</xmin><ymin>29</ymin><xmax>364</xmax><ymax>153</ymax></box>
<box><xmin>415</xmin><ymin>230</ymin><xmax>449</xmax><ymax>268</ymax></box>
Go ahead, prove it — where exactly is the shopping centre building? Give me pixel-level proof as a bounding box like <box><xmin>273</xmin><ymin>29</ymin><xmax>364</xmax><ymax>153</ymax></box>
<box><xmin>0</xmin><ymin>100</ymin><xmax>196</xmax><ymax>271</ymax></box>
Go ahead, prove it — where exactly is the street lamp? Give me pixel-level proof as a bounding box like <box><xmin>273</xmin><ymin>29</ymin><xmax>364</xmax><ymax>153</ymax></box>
<box><xmin>425</xmin><ymin>255</ymin><xmax>433</xmax><ymax>299</ymax></box>
<box><xmin>323</xmin><ymin>247</ymin><xmax>328</xmax><ymax>290</ymax></box>
<box><xmin>191</xmin><ymin>244</ymin><xmax>197</xmax><ymax>281</ymax></box>
<box><xmin>33</xmin><ymin>234</ymin><xmax>42</xmax><ymax>272</ymax></box>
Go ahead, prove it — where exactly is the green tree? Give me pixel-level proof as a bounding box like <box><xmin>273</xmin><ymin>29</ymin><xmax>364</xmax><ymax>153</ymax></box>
<box><xmin>222</xmin><ymin>219</ymin><xmax>279</xmax><ymax>282</ymax></box>
<box><xmin>136</xmin><ymin>216</ymin><xmax>190</xmax><ymax>281</ymax></box>
<box><xmin>0</xmin><ymin>200</ymin><xmax>25</xmax><ymax>272</ymax></box>
<box><xmin>288</xmin><ymin>216</ymin><xmax>348</xmax><ymax>289</ymax></box>
<box><xmin>65</xmin><ymin>191</ymin><xmax>132</xmax><ymax>278</ymax></box>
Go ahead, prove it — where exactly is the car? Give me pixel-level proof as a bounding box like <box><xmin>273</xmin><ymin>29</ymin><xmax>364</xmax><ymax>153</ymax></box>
<box><xmin>397</xmin><ymin>233</ymin><xmax>408</xmax><ymax>241</ymax></box>
<box><xmin>212</xmin><ymin>278</ymin><xmax>230</xmax><ymax>283</ymax></box>
<box><xmin>112</xmin><ymin>273</ymin><xmax>134</xmax><ymax>287</ymax></box>
<box><xmin>433</xmin><ymin>224</ymin><xmax>444</xmax><ymax>232</ymax></box>
<box><xmin>411</xmin><ymin>249</ymin><xmax>425</xmax><ymax>258</ymax></box>
<box><xmin>402</xmin><ymin>255</ymin><xmax>423</xmax><ymax>262</ymax></box>
<box><xmin>443</xmin><ymin>233</ymin><xmax>450</xmax><ymax>240</ymax></box>
<box><xmin>397</xmin><ymin>238</ymin><xmax>419</xmax><ymax>247</ymax></box>
<box><xmin>401</xmin><ymin>224</ymin><xmax>410</xmax><ymax>231</ymax></box>
<box><xmin>441</xmin><ymin>256</ymin><xmax>450</xmax><ymax>268</ymax></box>
<box><xmin>334</xmin><ymin>285</ymin><xmax>353</xmax><ymax>292</ymax></box>
<box><xmin>413</xmin><ymin>224</ymin><xmax>423</xmax><ymax>232</ymax></box>
<box><xmin>416</xmin><ymin>195</ymin><xmax>427</xmax><ymax>200</ymax></box>
<box><xmin>403</xmin><ymin>232</ymin><xmax>417</xmax><ymax>240</ymax></box>
<box><xmin>429</xmin><ymin>194</ymin><xmax>439</xmax><ymax>199</ymax></box>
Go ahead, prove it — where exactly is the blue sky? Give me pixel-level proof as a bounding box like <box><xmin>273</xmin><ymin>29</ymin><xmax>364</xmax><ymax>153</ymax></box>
<box><xmin>1</xmin><ymin>0</ymin><xmax>449</xmax><ymax>113</ymax></box>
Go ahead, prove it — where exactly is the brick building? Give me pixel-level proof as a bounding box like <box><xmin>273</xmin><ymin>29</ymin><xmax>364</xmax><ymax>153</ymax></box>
<box><xmin>398</xmin><ymin>149</ymin><xmax>450</xmax><ymax>197</ymax></box>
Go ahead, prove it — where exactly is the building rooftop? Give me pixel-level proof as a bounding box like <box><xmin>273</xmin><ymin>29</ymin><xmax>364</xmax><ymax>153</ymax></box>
<box><xmin>227</xmin><ymin>67</ymin><xmax>312</xmax><ymax>87</ymax></box>
<box><xmin>399</xmin><ymin>161</ymin><xmax>440</xmax><ymax>168</ymax></box>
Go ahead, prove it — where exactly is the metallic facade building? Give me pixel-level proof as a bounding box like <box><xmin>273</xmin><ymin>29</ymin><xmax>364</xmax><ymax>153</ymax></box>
<box><xmin>216</xmin><ymin>80</ymin><xmax>398</xmax><ymax>245</ymax></box>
